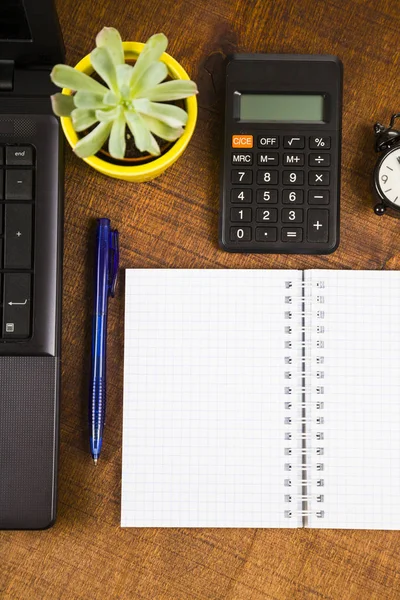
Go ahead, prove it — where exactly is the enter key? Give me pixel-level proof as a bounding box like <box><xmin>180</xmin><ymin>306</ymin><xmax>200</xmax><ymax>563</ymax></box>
<box><xmin>3</xmin><ymin>273</ymin><xmax>31</xmax><ymax>338</ymax></box>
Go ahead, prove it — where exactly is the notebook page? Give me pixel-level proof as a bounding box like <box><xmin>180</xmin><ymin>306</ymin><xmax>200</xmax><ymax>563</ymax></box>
<box><xmin>308</xmin><ymin>270</ymin><xmax>400</xmax><ymax>529</ymax></box>
<box><xmin>122</xmin><ymin>269</ymin><xmax>302</xmax><ymax>527</ymax></box>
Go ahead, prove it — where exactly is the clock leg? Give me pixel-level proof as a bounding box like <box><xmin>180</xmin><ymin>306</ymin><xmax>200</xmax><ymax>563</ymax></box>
<box><xmin>374</xmin><ymin>202</ymin><xmax>386</xmax><ymax>216</ymax></box>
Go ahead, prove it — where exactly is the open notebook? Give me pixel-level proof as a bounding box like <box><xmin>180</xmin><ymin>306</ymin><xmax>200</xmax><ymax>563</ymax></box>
<box><xmin>122</xmin><ymin>269</ymin><xmax>400</xmax><ymax>529</ymax></box>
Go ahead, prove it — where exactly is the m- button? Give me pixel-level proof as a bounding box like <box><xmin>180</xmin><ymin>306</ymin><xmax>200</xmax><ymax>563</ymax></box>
<box><xmin>231</xmin><ymin>152</ymin><xmax>253</xmax><ymax>165</ymax></box>
<box><xmin>232</xmin><ymin>135</ymin><xmax>253</xmax><ymax>148</ymax></box>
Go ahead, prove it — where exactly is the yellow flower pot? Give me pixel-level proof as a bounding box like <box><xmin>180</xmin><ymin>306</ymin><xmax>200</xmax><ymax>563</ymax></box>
<box><xmin>60</xmin><ymin>41</ymin><xmax>197</xmax><ymax>182</ymax></box>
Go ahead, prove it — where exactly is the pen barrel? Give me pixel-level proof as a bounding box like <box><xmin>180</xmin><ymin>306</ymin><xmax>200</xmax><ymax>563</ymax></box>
<box><xmin>90</xmin><ymin>376</ymin><xmax>106</xmax><ymax>442</ymax></box>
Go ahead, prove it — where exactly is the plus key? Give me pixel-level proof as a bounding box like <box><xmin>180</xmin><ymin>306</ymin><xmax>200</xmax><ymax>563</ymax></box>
<box><xmin>307</xmin><ymin>209</ymin><xmax>329</xmax><ymax>243</ymax></box>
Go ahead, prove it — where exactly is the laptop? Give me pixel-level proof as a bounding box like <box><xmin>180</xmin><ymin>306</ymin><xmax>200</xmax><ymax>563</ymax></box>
<box><xmin>0</xmin><ymin>0</ymin><xmax>64</xmax><ymax>529</ymax></box>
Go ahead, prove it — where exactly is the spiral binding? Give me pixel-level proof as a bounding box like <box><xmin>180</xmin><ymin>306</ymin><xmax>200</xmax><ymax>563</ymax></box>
<box><xmin>284</xmin><ymin>276</ymin><xmax>325</xmax><ymax>525</ymax></box>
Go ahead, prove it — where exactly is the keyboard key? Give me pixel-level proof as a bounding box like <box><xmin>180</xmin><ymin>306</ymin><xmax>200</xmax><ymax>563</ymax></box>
<box><xmin>283</xmin><ymin>136</ymin><xmax>305</xmax><ymax>149</ymax></box>
<box><xmin>4</xmin><ymin>204</ymin><xmax>32</xmax><ymax>269</ymax></box>
<box><xmin>231</xmin><ymin>169</ymin><xmax>252</xmax><ymax>184</ymax></box>
<box><xmin>283</xmin><ymin>171</ymin><xmax>304</xmax><ymax>185</ymax></box>
<box><xmin>307</xmin><ymin>209</ymin><xmax>329</xmax><ymax>243</ymax></box>
<box><xmin>256</xmin><ymin>227</ymin><xmax>277</xmax><ymax>242</ymax></box>
<box><xmin>257</xmin><ymin>170</ymin><xmax>278</xmax><ymax>185</ymax></box>
<box><xmin>0</xmin><ymin>203</ymin><xmax>3</xmax><ymax>233</ymax></box>
<box><xmin>283</xmin><ymin>190</ymin><xmax>304</xmax><ymax>204</ymax></box>
<box><xmin>258</xmin><ymin>135</ymin><xmax>279</xmax><ymax>148</ymax></box>
<box><xmin>309</xmin><ymin>136</ymin><xmax>331</xmax><ymax>150</ymax></box>
<box><xmin>308</xmin><ymin>190</ymin><xmax>330</xmax><ymax>205</ymax></box>
<box><xmin>230</xmin><ymin>226</ymin><xmax>251</xmax><ymax>241</ymax></box>
<box><xmin>282</xmin><ymin>228</ymin><xmax>303</xmax><ymax>242</ymax></box>
<box><xmin>2</xmin><ymin>273</ymin><xmax>31</xmax><ymax>338</ymax></box>
<box><xmin>0</xmin><ymin>170</ymin><xmax>3</xmax><ymax>199</ymax></box>
<box><xmin>230</xmin><ymin>207</ymin><xmax>252</xmax><ymax>222</ymax></box>
<box><xmin>256</xmin><ymin>189</ymin><xmax>278</xmax><ymax>204</ymax></box>
<box><xmin>257</xmin><ymin>153</ymin><xmax>279</xmax><ymax>166</ymax></box>
<box><xmin>6</xmin><ymin>145</ymin><xmax>33</xmax><ymax>166</ymax></box>
<box><xmin>282</xmin><ymin>208</ymin><xmax>304</xmax><ymax>223</ymax></box>
<box><xmin>309</xmin><ymin>153</ymin><xmax>331</xmax><ymax>167</ymax></box>
<box><xmin>5</xmin><ymin>169</ymin><xmax>33</xmax><ymax>200</ymax></box>
<box><xmin>231</xmin><ymin>152</ymin><xmax>253</xmax><ymax>166</ymax></box>
<box><xmin>231</xmin><ymin>189</ymin><xmax>252</xmax><ymax>203</ymax></box>
<box><xmin>0</xmin><ymin>147</ymin><xmax>3</xmax><ymax>164</ymax></box>
<box><xmin>256</xmin><ymin>208</ymin><xmax>278</xmax><ymax>223</ymax></box>
<box><xmin>283</xmin><ymin>153</ymin><xmax>304</xmax><ymax>166</ymax></box>
<box><xmin>309</xmin><ymin>171</ymin><xmax>330</xmax><ymax>186</ymax></box>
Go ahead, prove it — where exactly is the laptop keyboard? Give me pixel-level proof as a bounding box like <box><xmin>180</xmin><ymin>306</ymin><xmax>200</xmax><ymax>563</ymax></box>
<box><xmin>0</xmin><ymin>145</ymin><xmax>34</xmax><ymax>340</ymax></box>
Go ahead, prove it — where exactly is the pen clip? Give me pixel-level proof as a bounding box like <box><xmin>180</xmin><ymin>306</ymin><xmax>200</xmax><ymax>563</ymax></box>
<box><xmin>108</xmin><ymin>229</ymin><xmax>119</xmax><ymax>298</ymax></box>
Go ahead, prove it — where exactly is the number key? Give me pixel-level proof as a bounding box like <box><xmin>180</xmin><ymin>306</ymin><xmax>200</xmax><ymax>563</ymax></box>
<box><xmin>283</xmin><ymin>190</ymin><xmax>304</xmax><ymax>204</ymax></box>
<box><xmin>230</xmin><ymin>208</ymin><xmax>252</xmax><ymax>222</ymax></box>
<box><xmin>256</xmin><ymin>189</ymin><xmax>278</xmax><ymax>204</ymax></box>
<box><xmin>231</xmin><ymin>189</ymin><xmax>252</xmax><ymax>203</ymax></box>
<box><xmin>257</xmin><ymin>170</ymin><xmax>278</xmax><ymax>185</ymax></box>
<box><xmin>282</xmin><ymin>208</ymin><xmax>304</xmax><ymax>223</ymax></box>
<box><xmin>283</xmin><ymin>170</ymin><xmax>304</xmax><ymax>185</ymax></box>
<box><xmin>231</xmin><ymin>169</ymin><xmax>252</xmax><ymax>184</ymax></box>
<box><xmin>256</xmin><ymin>208</ymin><xmax>278</xmax><ymax>223</ymax></box>
<box><xmin>230</xmin><ymin>226</ymin><xmax>252</xmax><ymax>241</ymax></box>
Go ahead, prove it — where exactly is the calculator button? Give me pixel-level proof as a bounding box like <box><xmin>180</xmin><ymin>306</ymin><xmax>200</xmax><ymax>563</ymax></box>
<box><xmin>283</xmin><ymin>190</ymin><xmax>304</xmax><ymax>204</ymax></box>
<box><xmin>230</xmin><ymin>207</ymin><xmax>252</xmax><ymax>222</ymax></box>
<box><xmin>230</xmin><ymin>226</ymin><xmax>252</xmax><ymax>241</ymax></box>
<box><xmin>231</xmin><ymin>152</ymin><xmax>253</xmax><ymax>166</ymax></box>
<box><xmin>231</xmin><ymin>189</ymin><xmax>252</xmax><ymax>203</ymax></box>
<box><xmin>257</xmin><ymin>152</ymin><xmax>279</xmax><ymax>166</ymax></box>
<box><xmin>256</xmin><ymin>227</ymin><xmax>277</xmax><ymax>242</ymax></box>
<box><xmin>256</xmin><ymin>208</ymin><xmax>278</xmax><ymax>223</ymax></box>
<box><xmin>307</xmin><ymin>209</ymin><xmax>329</xmax><ymax>243</ymax></box>
<box><xmin>282</xmin><ymin>228</ymin><xmax>303</xmax><ymax>242</ymax></box>
<box><xmin>231</xmin><ymin>169</ymin><xmax>252</xmax><ymax>184</ymax></box>
<box><xmin>283</xmin><ymin>153</ymin><xmax>304</xmax><ymax>166</ymax></box>
<box><xmin>309</xmin><ymin>171</ymin><xmax>330</xmax><ymax>186</ymax></box>
<box><xmin>283</xmin><ymin>171</ymin><xmax>304</xmax><ymax>185</ymax></box>
<box><xmin>282</xmin><ymin>208</ymin><xmax>303</xmax><ymax>224</ymax></box>
<box><xmin>308</xmin><ymin>190</ymin><xmax>330</xmax><ymax>205</ymax></box>
<box><xmin>309</xmin><ymin>153</ymin><xmax>331</xmax><ymax>167</ymax></box>
<box><xmin>283</xmin><ymin>136</ymin><xmax>305</xmax><ymax>149</ymax></box>
<box><xmin>232</xmin><ymin>135</ymin><xmax>253</xmax><ymax>148</ymax></box>
<box><xmin>256</xmin><ymin>189</ymin><xmax>278</xmax><ymax>204</ymax></box>
<box><xmin>257</xmin><ymin>170</ymin><xmax>278</xmax><ymax>185</ymax></box>
<box><xmin>309</xmin><ymin>136</ymin><xmax>331</xmax><ymax>150</ymax></box>
<box><xmin>258</xmin><ymin>136</ymin><xmax>279</xmax><ymax>149</ymax></box>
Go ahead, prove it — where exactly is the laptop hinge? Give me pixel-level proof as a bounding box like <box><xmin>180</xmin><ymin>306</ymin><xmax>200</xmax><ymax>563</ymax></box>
<box><xmin>0</xmin><ymin>60</ymin><xmax>15</xmax><ymax>91</ymax></box>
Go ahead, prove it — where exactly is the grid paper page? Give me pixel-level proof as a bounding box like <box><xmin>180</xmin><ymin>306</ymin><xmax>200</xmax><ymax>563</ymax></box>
<box><xmin>309</xmin><ymin>270</ymin><xmax>400</xmax><ymax>529</ymax></box>
<box><xmin>122</xmin><ymin>269</ymin><xmax>301</xmax><ymax>527</ymax></box>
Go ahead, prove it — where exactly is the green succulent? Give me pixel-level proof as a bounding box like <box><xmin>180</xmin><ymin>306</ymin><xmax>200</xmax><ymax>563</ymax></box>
<box><xmin>50</xmin><ymin>28</ymin><xmax>198</xmax><ymax>159</ymax></box>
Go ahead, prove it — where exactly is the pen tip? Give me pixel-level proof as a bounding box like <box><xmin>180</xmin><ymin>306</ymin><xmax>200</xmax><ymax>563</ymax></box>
<box><xmin>93</xmin><ymin>458</ymin><xmax>98</xmax><ymax>466</ymax></box>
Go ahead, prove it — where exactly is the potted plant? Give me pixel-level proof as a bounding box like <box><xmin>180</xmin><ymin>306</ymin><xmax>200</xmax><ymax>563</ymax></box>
<box><xmin>50</xmin><ymin>28</ymin><xmax>198</xmax><ymax>182</ymax></box>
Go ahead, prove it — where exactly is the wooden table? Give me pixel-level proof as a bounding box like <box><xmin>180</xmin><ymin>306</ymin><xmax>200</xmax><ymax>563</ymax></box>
<box><xmin>2</xmin><ymin>0</ymin><xmax>400</xmax><ymax>598</ymax></box>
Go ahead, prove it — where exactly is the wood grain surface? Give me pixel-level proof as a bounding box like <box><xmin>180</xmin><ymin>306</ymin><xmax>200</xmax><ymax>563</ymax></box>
<box><xmin>2</xmin><ymin>0</ymin><xmax>400</xmax><ymax>598</ymax></box>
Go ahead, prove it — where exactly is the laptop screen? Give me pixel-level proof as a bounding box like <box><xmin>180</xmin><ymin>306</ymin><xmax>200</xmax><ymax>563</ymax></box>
<box><xmin>0</xmin><ymin>0</ymin><xmax>32</xmax><ymax>41</ymax></box>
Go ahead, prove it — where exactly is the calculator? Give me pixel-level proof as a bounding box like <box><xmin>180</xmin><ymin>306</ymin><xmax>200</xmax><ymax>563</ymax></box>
<box><xmin>219</xmin><ymin>54</ymin><xmax>343</xmax><ymax>254</ymax></box>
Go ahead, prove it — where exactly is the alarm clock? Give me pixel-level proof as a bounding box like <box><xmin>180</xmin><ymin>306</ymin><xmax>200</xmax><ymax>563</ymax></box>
<box><xmin>373</xmin><ymin>113</ymin><xmax>400</xmax><ymax>216</ymax></box>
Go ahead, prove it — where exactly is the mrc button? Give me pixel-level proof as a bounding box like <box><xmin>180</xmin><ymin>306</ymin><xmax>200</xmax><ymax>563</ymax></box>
<box><xmin>231</xmin><ymin>152</ymin><xmax>253</xmax><ymax>165</ymax></box>
<box><xmin>232</xmin><ymin>135</ymin><xmax>253</xmax><ymax>148</ymax></box>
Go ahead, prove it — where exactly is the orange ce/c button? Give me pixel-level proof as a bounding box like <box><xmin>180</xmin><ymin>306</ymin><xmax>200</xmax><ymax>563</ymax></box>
<box><xmin>232</xmin><ymin>134</ymin><xmax>253</xmax><ymax>148</ymax></box>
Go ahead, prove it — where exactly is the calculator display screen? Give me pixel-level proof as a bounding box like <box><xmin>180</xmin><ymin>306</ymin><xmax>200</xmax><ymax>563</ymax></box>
<box><xmin>239</xmin><ymin>94</ymin><xmax>325</xmax><ymax>122</ymax></box>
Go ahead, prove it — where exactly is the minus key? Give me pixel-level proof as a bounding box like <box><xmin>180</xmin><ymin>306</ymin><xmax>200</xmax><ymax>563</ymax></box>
<box><xmin>308</xmin><ymin>190</ymin><xmax>330</xmax><ymax>205</ymax></box>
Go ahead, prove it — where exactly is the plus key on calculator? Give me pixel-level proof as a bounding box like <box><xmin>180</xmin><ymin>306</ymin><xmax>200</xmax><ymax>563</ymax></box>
<box><xmin>219</xmin><ymin>54</ymin><xmax>343</xmax><ymax>254</ymax></box>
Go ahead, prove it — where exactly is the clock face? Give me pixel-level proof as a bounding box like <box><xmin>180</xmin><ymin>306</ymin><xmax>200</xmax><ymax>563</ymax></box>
<box><xmin>377</xmin><ymin>146</ymin><xmax>400</xmax><ymax>208</ymax></box>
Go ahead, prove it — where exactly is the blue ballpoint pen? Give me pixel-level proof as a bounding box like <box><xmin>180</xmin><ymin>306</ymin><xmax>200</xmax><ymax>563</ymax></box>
<box><xmin>90</xmin><ymin>218</ymin><xmax>119</xmax><ymax>465</ymax></box>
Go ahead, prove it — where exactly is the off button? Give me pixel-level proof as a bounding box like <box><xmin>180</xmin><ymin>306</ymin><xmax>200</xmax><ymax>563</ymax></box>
<box><xmin>232</xmin><ymin>135</ymin><xmax>253</xmax><ymax>148</ymax></box>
